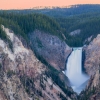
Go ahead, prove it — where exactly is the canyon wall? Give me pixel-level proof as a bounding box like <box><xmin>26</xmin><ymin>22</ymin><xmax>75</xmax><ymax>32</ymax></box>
<box><xmin>29</xmin><ymin>30</ymin><xmax>71</xmax><ymax>70</ymax></box>
<box><xmin>80</xmin><ymin>34</ymin><xmax>100</xmax><ymax>100</ymax></box>
<box><xmin>0</xmin><ymin>25</ymin><xmax>74</xmax><ymax>100</ymax></box>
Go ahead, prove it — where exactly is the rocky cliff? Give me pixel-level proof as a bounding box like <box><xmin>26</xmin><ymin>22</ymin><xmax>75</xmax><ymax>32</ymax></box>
<box><xmin>84</xmin><ymin>34</ymin><xmax>100</xmax><ymax>80</ymax></box>
<box><xmin>80</xmin><ymin>34</ymin><xmax>100</xmax><ymax>100</ymax></box>
<box><xmin>0</xmin><ymin>25</ymin><xmax>75</xmax><ymax>100</ymax></box>
<box><xmin>29</xmin><ymin>30</ymin><xmax>71</xmax><ymax>70</ymax></box>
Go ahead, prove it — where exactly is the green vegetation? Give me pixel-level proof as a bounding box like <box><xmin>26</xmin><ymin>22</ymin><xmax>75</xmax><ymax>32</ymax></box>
<box><xmin>0</xmin><ymin>13</ymin><xmax>64</xmax><ymax>40</ymax></box>
<box><xmin>0</xmin><ymin>16</ymin><xmax>28</xmax><ymax>43</ymax></box>
<box><xmin>56</xmin><ymin>13</ymin><xmax>100</xmax><ymax>46</ymax></box>
<box><xmin>1</xmin><ymin>11</ymin><xmax>99</xmax><ymax>47</ymax></box>
<box><xmin>0</xmin><ymin>12</ymin><xmax>84</xmax><ymax>47</ymax></box>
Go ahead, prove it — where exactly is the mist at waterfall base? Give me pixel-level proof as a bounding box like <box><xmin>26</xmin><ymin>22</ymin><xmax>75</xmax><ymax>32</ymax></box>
<box><xmin>63</xmin><ymin>48</ymin><xmax>89</xmax><ymax>94</ymax></box>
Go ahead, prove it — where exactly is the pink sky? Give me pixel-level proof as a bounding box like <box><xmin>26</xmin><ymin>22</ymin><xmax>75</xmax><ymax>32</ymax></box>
<box><xmin>0</xmin><ymin>0</ymin><xmax>100</xmax><ymax>9</ymax></box>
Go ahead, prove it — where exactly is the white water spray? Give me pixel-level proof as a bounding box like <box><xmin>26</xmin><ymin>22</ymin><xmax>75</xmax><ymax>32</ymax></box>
<box><xmin>64</xmin><ymin>47</ymin><xmax>89</xmax><ymax>94</ymax></box>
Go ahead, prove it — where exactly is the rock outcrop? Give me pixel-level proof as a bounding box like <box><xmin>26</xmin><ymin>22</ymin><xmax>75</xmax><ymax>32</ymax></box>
<box><xmin>70</xmin><ymin>29</ymin><xmax>81</xmax><ymax>36</ymax></box>
<box><xmin>29</xmin><ymin>30</ymin><xmax>71</xmax><ymax>70</ymax></box>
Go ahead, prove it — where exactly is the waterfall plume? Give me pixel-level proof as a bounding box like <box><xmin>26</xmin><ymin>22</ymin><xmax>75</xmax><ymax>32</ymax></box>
<box><xmin>64</xmin><ymin>48</ymin><xmax>89</xmax><ymax>94</ymax></box>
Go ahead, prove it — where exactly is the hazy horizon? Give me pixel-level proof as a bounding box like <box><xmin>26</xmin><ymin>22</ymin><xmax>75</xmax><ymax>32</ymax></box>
<box><xmin>0</xmin><ymin>0</ymin><xmax>100</xmax><ymax>10</ymax></box>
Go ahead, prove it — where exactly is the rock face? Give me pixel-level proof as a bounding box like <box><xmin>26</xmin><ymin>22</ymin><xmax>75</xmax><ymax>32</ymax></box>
<box><xmin>0</xmin><ymin>25</ymin><xmax>75</xmax><ymax>100</ymax></box>
<box><xmin>0</xmin><ymin>25</ymin><xmax>46</xmax><ymax>100</ymax></box>
<box><xmin>29</xmin><ymin>30</ymin><xmax>71</xmax><ymax>70</ymax></box>
<box><xmin>84</xmin><ymin>34</ymin><xmax>100</xmax><ymax>77</ymax></box>
<box><xmin>81</xmin><ymin>34</ymin><xmax>100</xmax><ymax>100</ymax></box>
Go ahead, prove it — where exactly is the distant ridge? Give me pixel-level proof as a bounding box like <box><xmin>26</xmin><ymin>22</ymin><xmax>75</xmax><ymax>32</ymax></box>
<box><xmin>32</xmin><ymin>5</ymin><xmax>79</xmax><ymax>9</ymax></box>
<box><xmin>28</xmin><ymin>4</ymin><xmax>100</xmax><ymax>10</ymax></box>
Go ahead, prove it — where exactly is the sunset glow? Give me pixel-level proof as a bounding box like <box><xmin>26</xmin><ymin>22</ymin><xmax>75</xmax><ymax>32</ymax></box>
<box><xmin>0</xmin><ymin>0</ymin><xmax>100</xmax><ymax>9</ymax></box>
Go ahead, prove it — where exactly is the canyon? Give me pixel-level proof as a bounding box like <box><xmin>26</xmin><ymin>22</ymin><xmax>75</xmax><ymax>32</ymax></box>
<box><xmin>0</xmin><ymin>24</ymin><xmax>100</xmax><ymax>100</ymax></box>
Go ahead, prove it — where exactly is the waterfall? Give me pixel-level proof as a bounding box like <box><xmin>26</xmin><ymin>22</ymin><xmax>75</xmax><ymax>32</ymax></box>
<box><xmin>64</xmin><ymin>47</ymin><xmax>89</xmax><ymax>94</ymax></box>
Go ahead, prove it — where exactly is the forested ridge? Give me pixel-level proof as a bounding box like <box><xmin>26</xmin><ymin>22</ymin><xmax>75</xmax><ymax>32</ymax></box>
<box><xmin>0</xmin><ymin>13</ymin><xmax>64</xmax><ymax>40</ymax></box>
<box><xmin>0</xmin><ymin>12</ymin><xmax>76</xmax><ymax>46</ymax></box>
<box><xmin>0</xmin><ymin>5</ymin><xmax>100</xmax><ymax>47</ymax></box>
<box><xmin>56</xmin><ymin>12</ymin><xmax>100</xmax><ymax>46</ymax></box>
<box><xmin>1</xmin><ymin>4</ymin><xmax>100</xmax><ymax>17</ymax></box>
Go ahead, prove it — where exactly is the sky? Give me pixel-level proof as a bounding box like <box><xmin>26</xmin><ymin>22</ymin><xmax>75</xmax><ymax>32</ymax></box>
<box><xmin>0</xmin><ymin>0</ymin><xmax>100</xmax><ymax>9</ymax></box>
